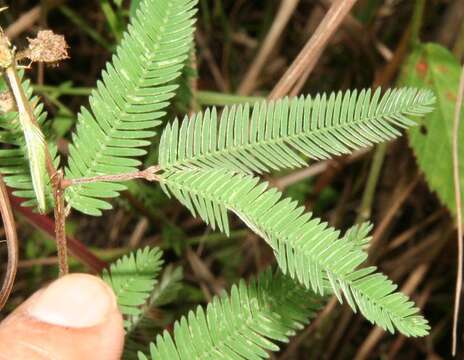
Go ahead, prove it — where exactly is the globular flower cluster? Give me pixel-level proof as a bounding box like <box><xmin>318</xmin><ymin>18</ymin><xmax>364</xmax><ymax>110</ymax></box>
<box><xmin>26</xmin><ymin>30</ymin><xmax>69</xmax><ymax>65</ymax></box>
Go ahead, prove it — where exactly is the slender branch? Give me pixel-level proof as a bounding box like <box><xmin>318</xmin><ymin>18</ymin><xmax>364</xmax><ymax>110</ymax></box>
<box><xmin>8</xmin><ymin>189</ymin><xmax>108</xmax><ymax>273</ymax></box>
<box><xmin>0</xmin><ymin>175</ymin><xmax>18</xmax><ymax>310</ymax></box>
<box><xmin>61</xmin><ymin>166</ymin><xmax>161</xmax><ymax>189</ymax></box>
<box><xmin>53</xmin><ymin>171</ymin><xmax>68</xmax><ymax>276</ymax></box>
<box><xmin>370</xmin><ymin>175</ymin><xmax>420</xmax><ymax>252</ymax></box>
<box><xmin>410</xmin><ymin>0</ymin><xmax>426</xmax><ymax>45</ymax></box>
<box><xmin>269</xmin><ymin>0</ymin><xmax>358</xmax><ymax>99</ymax></box>
<box><xmin>355</xmin><ymin>143</ymin><xmax>387</xmax><ymax>224</ymax></box>
<box><xmin>452</xmin><ymin>64</ymin><xmax>464</xmax><ymax>357</ymax></box>
<box><xmin>5</xmin><ymin>0</ymin><xmax>64</xmax><ymax>40</ymax></box>
<box><xmin>5</xmin><ymin>6</ymin><xmax>41</xmax><ymax>40</ymax></box>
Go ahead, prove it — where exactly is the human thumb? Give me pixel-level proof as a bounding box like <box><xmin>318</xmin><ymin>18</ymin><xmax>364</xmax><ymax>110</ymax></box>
<box><xmin>0</xmin><ymin>273</ymin><xmax>124</xmax><ymax>359</ymax></box>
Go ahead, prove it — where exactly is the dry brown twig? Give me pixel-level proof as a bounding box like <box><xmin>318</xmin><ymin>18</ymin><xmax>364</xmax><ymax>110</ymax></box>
<box><xmin>269</xmin><ymin>0</ymin><xmax>359</xmax><ymax>100</ymax></box>
<box><xmin>371</xmin><ymin>175</ymin><xmax>420</xmax><ymax>251</ymax></box>
<box><xmin>387</xmin><ymin>209</ymin><xmax>446</xmax><ymax>251</ymax></box>
<box><xmin>4</xmin><ymin>0</ymin><xmax>65</xmax><ymax>40</ymax></box>
<box><xmin>452</xmin><ymin>64</ymin><xmax>464</xmax><ymax>356</ymax></box>
<box><xmin>5</xmin><ymin>6</ymin><xmax>41</xmax><ymax>40</ymax></box>
<box><xmin>266</xmin><ymin>0</ymin><xmax>361</xmax><ymax>191</ymax></box>
<box><xmin>0</xmin><ymin>175</ymin><xmax>18</xmax><ymax>310</ymax></box>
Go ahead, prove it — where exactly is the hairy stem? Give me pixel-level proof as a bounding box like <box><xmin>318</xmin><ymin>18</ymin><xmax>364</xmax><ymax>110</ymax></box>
<box><xmin>53</xmin><ymin>171</ymin><xmax>68</xmax><ymax>276</ymax></box>
<box><xmin>9</xmin><ymin>190</ymin><xmax>108</xmax><ymax>273</ymax></box>
<box><xmin>62</xmin><ymin>166</ymin><xmax>161</xmax><ymax>188</ymax></box>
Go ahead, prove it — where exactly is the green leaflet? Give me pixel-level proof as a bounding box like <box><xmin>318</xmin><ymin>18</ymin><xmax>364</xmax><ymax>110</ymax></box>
<box><xmin>161</xmin><ymin>169</ymin><xmax>430</xmax><ymax>337</ymax></box>
<box><xmin>400</xmin><ymin>43</ymin><xmax>464</xmax><ymax>223</ymax></box>
<box><xmin>139</xmin><ymin>269</ymin><xmax>321</xmax><ymax>360</ymax></box>
<box><xmin>123</xmin><ymin>265</ymin><xmax>184</xmax><ymax>359</ymax></box>
<box><xmin>103</xmin><ymin>247</ymin><xmax>164</xmax><ymax>328</ymax></box>
<box><xmin>159</xmin><ymin>88</ymin><xmax>435</xmax><ymax>175</ymax></box>
<box><xmin>64</xmin><ymin>0</ymin><xmax>197</xmax><ymax>216</ymax></box>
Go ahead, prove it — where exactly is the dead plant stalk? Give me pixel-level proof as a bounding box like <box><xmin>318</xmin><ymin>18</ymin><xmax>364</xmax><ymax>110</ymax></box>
<box><xmin>0</xmin><ymin>175</ymin><xmax>18</xmax><ymax>310</ymax></box>
<box><xmin>452</xmin><ymin>64</ymin><xmax>464</xmax><ymax>356</ymax></box>
<box><xmin>269</xmin><ymin>0</ymin><xmax>359</xmax><ymax>100</ymax></box>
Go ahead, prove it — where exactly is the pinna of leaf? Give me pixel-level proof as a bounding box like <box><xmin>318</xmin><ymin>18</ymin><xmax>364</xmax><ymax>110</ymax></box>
<box><xmin>0</xmin><ymin>0</ymin><xmax>438</xmax><ymax>357</ymax></box>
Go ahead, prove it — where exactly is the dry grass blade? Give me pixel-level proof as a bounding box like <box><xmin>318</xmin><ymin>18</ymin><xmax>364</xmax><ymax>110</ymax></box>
<box><xmin>0</xmin><ymin>175</ymin><xmax>18</xmax><ymax>310</ymax></box>
<box><xmin>452</xmin><ymin>64</ymin><xmax>464</xmax><ymax>356</ymax></box>
<box><xmin>269</xmin><ymin>0</ymin><xmax>358</xmax><ymax>99</ymax></box>
<box><xmin>5</xmin><ymin>6</ymin><xmax>40</xmax><ymax>40</ymax></box>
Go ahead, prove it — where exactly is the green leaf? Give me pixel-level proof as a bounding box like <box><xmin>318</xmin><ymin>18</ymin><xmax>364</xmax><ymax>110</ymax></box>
<box><xmin>103</xmin><ymin>247</ymin><xmax>164</xmax><ymax>327</ymax></box>
<box><xmin>18</xmin><ymin>112</ymin><xmax>46</xmax><ymax>212</ymax></box>
<box><xmin>138</xmin><ymin>269</ymin><xmax>321</xmax><ymax>360</ymax></box>
<box><xmin>64</xmin><ymin>0</ymin><xmax>198</xmax><ymax>216</ymax></box>
<box><xmin>161</xmin><ymin>169</ymin><xmax>430</xmax><ymax>337</ymax></box>
<box><xmin>0</xmin><ymin>75</ymin><xmax>55</xmax><ymax>211</ymax></box>
<box><xmin>400</xmin><ymin>43</ymin><xmax>464</xmax><ymax>223</ymax></box>
<box><xmin>159</xmin><ymin>88</ymin><xmax>435</xmax><ymax>175</ymax></box>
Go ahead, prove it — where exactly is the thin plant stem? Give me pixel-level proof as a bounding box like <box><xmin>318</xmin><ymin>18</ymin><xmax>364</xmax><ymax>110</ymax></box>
<box><xmin>452</xmin><ymin>64</ymin><xmax>464</xmax><ymax>357</ymax></box>
<box><xmin>9</xmin><ymin>191</ymin><xmax>108</xmax><ymax>273</ymax></box>
<box><xmin>0</xmin><ymin>174</ymin><xmax>18</xmax><ymax>310</ymax></box>
<box><xmin>53</xmin><ymin>171</ymin><xmax>68</xmax><ymax>276</ymax></box>
<box><xmin>410</xmin><ymin>0</ymin><xmax>426</xmax><ymax>46</ymax></box>
<box><xmin>453</xmin><ymin>20</ymin><xmax>464</xmax><ymax>62</ymax></box>
<box><xmin>62</xmin><ymin>166</ymin><xmax>161</xmax><ymax>188</ymax></box>
<box><xmin>356</xmin><ymin>143</ymin><xmax>387</xmax><ymax>224</ymax></box>
<box><xmin>59</xmin><ymin>5</ymin><xmax>114</xmax><ymax>51</ymax></box>
<box><xmin>5</xmin><ymin>0</ymin><xmax>64</xmax><ymax>40</ymax></box>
